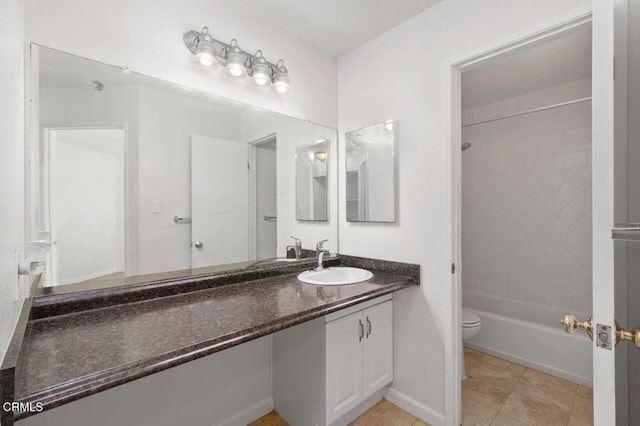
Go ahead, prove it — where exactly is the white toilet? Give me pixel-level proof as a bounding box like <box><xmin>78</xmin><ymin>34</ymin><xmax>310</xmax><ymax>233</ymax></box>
<box><xmin>461</xmin><ymin>308</ymin><xmax>481</xmax><ymax>380</ymax></box>
<box><xmin>462</xmin><ymin>307</ymin><xmax>481</xmax><ymax>341</ymax></box>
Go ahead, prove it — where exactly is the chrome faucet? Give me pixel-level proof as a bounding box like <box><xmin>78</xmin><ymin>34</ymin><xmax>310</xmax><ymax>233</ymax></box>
<box><xmin>315</xmin><ymin>239</ymin><xmax>330</xmax><ymax>271</ymax></box>
<box><xmin>286</xmin><ymin>235</ymin><xmax>303</xmax><ymax>260</ymax></box>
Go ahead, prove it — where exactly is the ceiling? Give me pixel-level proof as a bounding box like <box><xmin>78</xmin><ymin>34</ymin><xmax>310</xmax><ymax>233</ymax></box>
<box><xmin>229</xmin><ymin>0</ymin><xmax>443</xmax><ymax>57</ymax></box>
<box><xmin>462</xmin><ymin>24</ymin><xmax>592</xmax><ymax>109</ymax></box>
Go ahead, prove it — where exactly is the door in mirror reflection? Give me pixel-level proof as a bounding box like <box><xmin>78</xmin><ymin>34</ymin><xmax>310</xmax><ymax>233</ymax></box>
<box><xmin>295</xmin><ymin>140</ymin><xmax>329</xmax><ymax>221</ymax></box>
<box><xmin>191</xmin><ymin>135</ymin><xmax>249</xmax><ymax>268</ymax></box>
<box><xmin>47</xmin><ymin>127</ymin><xmax>125</xmax><ymax>286</ymax></box>
<box><xmin>345</xmin><ymin>121</ymin><xmax>396</xmax><ymax>222</ymax></box>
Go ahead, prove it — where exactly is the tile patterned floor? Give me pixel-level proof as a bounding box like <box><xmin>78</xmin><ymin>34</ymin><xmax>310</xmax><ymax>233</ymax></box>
<box><xmin>250</xmin><ymin>348</ymin><xmax>593</xmax><ymax>426</ymax></box>
<box><xmin>250</xmin><ymin>399</ymin><xmax>429</xmax><ymax>426</ymax></box>
<box><xmin>463</xmin><ymin>347</ymin><xmax>593</xmax><ymax>426</ymax></box>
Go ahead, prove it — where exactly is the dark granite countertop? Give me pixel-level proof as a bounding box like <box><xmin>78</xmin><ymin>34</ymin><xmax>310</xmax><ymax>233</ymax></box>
<box><xmin>3</xmin><ymin>255</ymin><xmax>419</xmax><ymax>422</ymax></box>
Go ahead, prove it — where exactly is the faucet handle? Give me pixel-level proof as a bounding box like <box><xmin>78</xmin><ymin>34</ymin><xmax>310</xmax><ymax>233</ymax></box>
<box><xmin>290</xmin><ymin>235</ymin><xmax>302</xmax><ymax>246</ymax></box>
<box><xmin>316</xmin><ymin>239</ymin><xmax>329</xmax><ymax>252</ymax></box>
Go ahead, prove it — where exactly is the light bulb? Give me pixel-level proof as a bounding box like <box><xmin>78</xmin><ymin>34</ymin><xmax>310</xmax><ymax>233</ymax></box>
<box><xmin>273</xmin><ymin>59</ymin><xmax>289</xmax><ymax>93</ymax></box>
<box><xmin>228</xmin><ymin>63</ymin><xmax>245</xmax><ymax>77</ymax></box>
<box><xmin>251</xmin><ymin>50</ymin><xmax>271</xmax><ymax>86</ymax></box>
<box><xmin>195</xmin><ymin>27</ymin><xmax>216</xmax><ymax>67</ymax></box>
<box><xmin>197</xmin><ymin>53</ymin><xmax>215</xmax><ymax>67</ymax></box>
<box><xmin>226</xmin><ymin>39</ymin><xmax>246</xmax><ymax>77</ymax></box>
<box><xmin>254</xmin><ymin>75</ymin><xmax>269</xmax><ymax>85</ymax></box>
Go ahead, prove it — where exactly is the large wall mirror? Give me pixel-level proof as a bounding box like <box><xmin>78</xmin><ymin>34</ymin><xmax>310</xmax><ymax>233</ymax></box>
<box><xmin>26</xmin><ymin>45</ymin><xmax>338</xmax><ymax>294</ymax></box>
<box><xmin>345</xmin><ymin>121</ymin><xmax>397</xmax><ymax>222</ymax></box>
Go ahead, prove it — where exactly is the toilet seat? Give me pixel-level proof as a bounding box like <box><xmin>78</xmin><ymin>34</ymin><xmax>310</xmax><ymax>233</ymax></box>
<box><xmin>462</xmin><ymin>308</ymin><xmax>480</xmax><ymax>327</ymax></box>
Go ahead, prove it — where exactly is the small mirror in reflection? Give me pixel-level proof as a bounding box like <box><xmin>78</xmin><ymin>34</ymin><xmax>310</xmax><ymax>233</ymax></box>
<box><xmin>295</xmin><ymin>140</ymin><xmax>329</xmax><ymax>221</ymax></box>
<box><xmin>345</xmin><ymin>121</ymin><xmax>396</xmax><ymax>223</ymax></box>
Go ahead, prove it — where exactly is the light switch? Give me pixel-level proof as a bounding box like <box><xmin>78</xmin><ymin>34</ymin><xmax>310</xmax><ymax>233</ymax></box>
<box><xmin>152</xmin><ymin>200</ymin><xmax>161</xmax><ymax>214</ymax></box>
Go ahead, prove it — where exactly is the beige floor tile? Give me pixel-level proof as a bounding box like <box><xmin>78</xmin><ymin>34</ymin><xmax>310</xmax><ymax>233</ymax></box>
<box><xmin>248</xmin><ymin>410</ymin><xmax>289</xmax><ymax>426</ymax></box>
<box><xmin>576</xmin><ymin>384</ymin><xmax>593</xmax><ymax>400</ymax></box>
<box><xmin>481</xmin><ymin>355</ymin><xmax>527</xmax><ymax>374</ymax></box>
<box><xmin>464</xmin><ymin>348</ymin><xmax>484</xmax><ymax>362</ymax></box>
<box><xmin>490</xmin><ymin>411</ymin><xmax>528</xmax><ymax>426</ymax></box>
<box><xmin>463</xmin><ymin>378</ymin><xmax>511</xmax><ymax>408</ymax></box>
<box><xmin>462</xmin><ymin>404</ymin><xmax>500</xmax><ymax>426</ymax></box>
<box><xmin>499</xmin><ymin>392</ymin><xmax>570</xmax><ymax>426</ymax></box>
<box><xmin>512</xmin><ymin>368</ymin><xmax>576</xmax><ymax>412</ymax></box>
<box><xmin>412</xmin><ymin>420</ymin><xmax>430</xmax><ymax>426</ymax></box>
<box><xmin>567</xmin><ymin>395</ymin><xmax>593</xmax><ymax>426</ymax></box>
<box><xmin>464</xmin><ymin>347</ymin><xmax>484</xmax><ymax>371</ymax></box>
<box><xmin>467</xmin><ymin>356</ymin><xmax>526</xmax><ymax>391</ymax></box>
<box><xmin>567</xmin><ymin>414</ymin><xmax>593</xmax><ymax>426</ymax></box>
<box><xmin>351</xmin><ymin>399</ymin><xmax>418</xmax><ymax>426</ymax></box>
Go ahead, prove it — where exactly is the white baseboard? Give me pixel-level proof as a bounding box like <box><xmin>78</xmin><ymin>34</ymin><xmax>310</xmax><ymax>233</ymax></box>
<box><xmin>384</xmin><ymin>388</ymin><xmax>444</xmax><ymax>426</ymax></box>
<box><xmin>216</xmin><ymin>397</ymin><xmax>274</xmax><ymax>426</ymax></box>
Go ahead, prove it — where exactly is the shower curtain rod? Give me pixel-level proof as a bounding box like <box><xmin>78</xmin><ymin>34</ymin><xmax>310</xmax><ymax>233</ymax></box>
<box><xmin>462</xmin><ymin>96</ymin><xmax>592</xmax><ymax>128</ymax></box>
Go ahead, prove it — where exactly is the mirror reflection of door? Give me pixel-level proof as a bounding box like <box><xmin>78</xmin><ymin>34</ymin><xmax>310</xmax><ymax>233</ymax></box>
<box><xmin>254</xmin><ymin>137</ymin><xmax>277</xmax><ymax>260</ymax></box>
<box><xmin>48</xmin><ymin>127</ymin><xmax>125</xmax><ymax>286</ymax></box>
<box><xmin>190</xmin><ymin>135</ymin><xmax>249</xmax><ymax>269</ymax></box>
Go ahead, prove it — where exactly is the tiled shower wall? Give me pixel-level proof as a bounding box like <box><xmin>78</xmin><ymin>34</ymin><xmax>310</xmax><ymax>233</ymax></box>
<box><xmin>461</xmin><ymin>86</ymin><xmax>592</xmax><ymax>317</ymax></box>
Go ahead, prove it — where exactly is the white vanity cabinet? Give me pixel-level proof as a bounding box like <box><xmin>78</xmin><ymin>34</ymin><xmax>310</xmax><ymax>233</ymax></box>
<box><xmin>273</xmin><ymin>295</ymin><xmax>393</xmax><ymax>426</ymax></box>
<box><xmin>325</xmin><ymin>298</ymin><xmax>393</xmax><ymax>424</ymax></box>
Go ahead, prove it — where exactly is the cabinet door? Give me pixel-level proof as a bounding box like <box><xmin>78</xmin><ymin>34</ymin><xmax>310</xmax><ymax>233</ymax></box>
<box><xmin>326</xmin><ymin>311</ymin><xmax>364</xmax><ymax>423</ymax></box>
<box><xmin>363</xmin><ymin>300</ymin><xmax>393</xmax><ymax>397</ymax></box>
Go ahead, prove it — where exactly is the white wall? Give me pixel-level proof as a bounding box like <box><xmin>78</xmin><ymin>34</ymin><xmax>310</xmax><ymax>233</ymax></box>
<box><xmin>461</xmin><ymin>79</ymin><xmax>592</xmax><ymax>322</ymax></box>
<box><xmin>53</xmin><ymin>135</ymin><xmax>124</xmax><ymax>284</ymax></box>
<box><xmin>0</xmin><ymin>0</ymin><xmax>25</xmax><ymax>363</ymax></box>
<box><xmin>24</xmin><ymin>0</ymin><xmax>337</xmax><ymax>128</ymax></box>
<box><xmin>337</xmin><ymin>0</ymin><xmax>591</xmax><ymax>421</ymax></box>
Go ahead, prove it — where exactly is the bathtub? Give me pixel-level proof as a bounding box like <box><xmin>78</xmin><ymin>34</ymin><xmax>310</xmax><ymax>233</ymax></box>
<box><xmin>463</xmin><ymin>290</ymin><xmax>592</xmax><ymax>386</ymax></box>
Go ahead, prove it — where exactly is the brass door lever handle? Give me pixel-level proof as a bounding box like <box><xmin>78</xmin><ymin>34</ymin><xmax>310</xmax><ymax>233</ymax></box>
<box><xmin>561</xmin><ymin>314</ymin><xmax>593</xmax><ymax>341</ymax></box>
<box><xmin>615</xmin><ymin>323</ymin><xmax>640</xmax><ymax>348</ymax></box>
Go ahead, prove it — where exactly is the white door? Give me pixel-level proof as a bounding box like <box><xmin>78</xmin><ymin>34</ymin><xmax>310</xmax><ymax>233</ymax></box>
<box><xmin>363</xmin><ymin>300</ymin><xmax>393</xmax><ymax>397</ymax></box>
<box><xmin>592</xmin><ymin>1</ymin><xmax>629</xmax><ymax>424</ymax></box>
<box><xmin>190</xmin><ymin>135</ymin><xmax>249</xmax><ymax>268</ymax></box>
<box><xmin>326</xmin><ymin>312</ymin><xmax>364</xmax><ymax>423</ymax></box>
<box><xmin>255</xmin><ymin>140</ymin><xmax>277</xmax><ymax>259</ymax></box>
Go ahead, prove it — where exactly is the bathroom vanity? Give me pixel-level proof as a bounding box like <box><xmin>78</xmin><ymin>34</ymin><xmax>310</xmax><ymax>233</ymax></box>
<box><xmin>1</xmin><ymin>255</ymin><xmax>419</xmax><ymax>425</ymax></box>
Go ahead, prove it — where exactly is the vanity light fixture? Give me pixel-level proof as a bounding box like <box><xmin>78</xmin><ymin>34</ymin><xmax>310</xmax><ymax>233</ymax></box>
<box><xmin>183</xmin><ymin>27</ymin><xmax>289</xmax><ymax>92</ymax></box>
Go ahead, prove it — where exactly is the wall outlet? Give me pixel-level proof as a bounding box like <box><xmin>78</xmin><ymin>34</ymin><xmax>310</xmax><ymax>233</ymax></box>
<box><xmin>152</xmin><ymin>200</ymin><xmax>161</xmax><ymax>214</ymax></box>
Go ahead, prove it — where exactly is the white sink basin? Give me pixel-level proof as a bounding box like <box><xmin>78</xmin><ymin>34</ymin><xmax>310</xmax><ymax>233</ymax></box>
<box><xmin>297</xmin><ymin>267</ymin><xmax>373</xmax><ymax>286</ymax></box>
